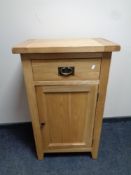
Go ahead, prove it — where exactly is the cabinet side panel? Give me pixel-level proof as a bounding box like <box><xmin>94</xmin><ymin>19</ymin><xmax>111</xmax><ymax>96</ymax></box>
<box><xmin>21</xmin><ymin>55</ymin><xmax>44</xmax><ymax>160</ymax></box>
<box><xmin>92</xmin><ymin>52</ymin><xmax>112</xmax><ymax>159</ymax></box>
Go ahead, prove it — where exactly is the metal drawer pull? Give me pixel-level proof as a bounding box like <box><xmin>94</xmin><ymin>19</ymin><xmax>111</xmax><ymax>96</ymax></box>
<box><xmin>58</xmin><ymin>67</ymin><xmax>74</xmax><ymax>76</ymax></box>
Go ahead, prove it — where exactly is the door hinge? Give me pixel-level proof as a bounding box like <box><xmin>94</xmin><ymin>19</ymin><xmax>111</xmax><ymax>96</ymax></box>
<box><xmin>97</xmin><ymin>92</ymin><xmax>99</xmax><ymax>102</ymax></box>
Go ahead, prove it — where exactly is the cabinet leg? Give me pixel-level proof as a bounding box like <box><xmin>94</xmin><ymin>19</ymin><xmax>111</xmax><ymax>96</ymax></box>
<box><xmin>37</xmin><ymin>152</ymin><xmax>44</xmax><ymax>160</ymax></box>
<box><xmin>91</xmin><ymin>149</ymin><xmax>98</xmax><ymax>159</ymax></box>
<box><xmin>91</xmin><ymin>129</ymin><xmax>101</xmax><ymax>160</ymax></box>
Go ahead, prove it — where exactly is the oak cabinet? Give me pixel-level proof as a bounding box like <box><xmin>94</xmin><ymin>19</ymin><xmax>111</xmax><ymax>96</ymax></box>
<box><xmin>12</xmin><ymin>38</ymin><xmax>120</xmax><ymax>160</ymax></box>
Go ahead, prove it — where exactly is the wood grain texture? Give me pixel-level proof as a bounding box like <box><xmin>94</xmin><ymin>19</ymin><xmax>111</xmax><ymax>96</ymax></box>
<box><xmin>36</xmin><ymin>83</ymin><xmax>98</xmax><ymax>152</ymax></box>
<box><xmin>45</xmin><ymin>147</ymin><xmax>92</xmax><ymax>153</ymax></box>
<box><xmin>32</xmin><ymin>59</ymin><xmax>101</xmax><ymax>81</ymax></box>
<box><xmin>12</xmin><ymin>38</ymin><xmax>120</xmax><ymax>54</ymax></box>
<box><xmin>21</xmin><ymin>56</ymin><xmax>44</xmax><ymax>160</ymax></box>
<box><xmin>33</xmin><ymin>80</ymin><xmax>99</xmax><ymax>86</ymax></box>
<box><xmin>91</xmin><ymin>52</ymin><xmax>112</xmax><ymax>159</ymax></box>
<box><xmin>20</xmin><ymin>52</ymin><xmax>103</xmax><ymax>60</ymax></box>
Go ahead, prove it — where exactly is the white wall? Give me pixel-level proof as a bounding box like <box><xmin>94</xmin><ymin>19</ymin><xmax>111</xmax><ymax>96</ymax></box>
<box><xmin>0</xmin><ymin>0</ymin><xmax>131</xmax><ymax>123</ymax></box>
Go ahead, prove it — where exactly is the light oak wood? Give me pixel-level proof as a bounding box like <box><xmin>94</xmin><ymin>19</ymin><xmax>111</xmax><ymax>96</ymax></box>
<box><xmin>12</xmin><ymin>38</ymin><xmax>120</xmax><ymax>53</ymax></box>
<box><xmin>32</xmin><ymin>59</ymin><xmax>101</xmax><ymax>81</ymax></box>
<box><xmin>36</xmin><ymin>83</ymin><xmax>98</xmax><ymax>151</ymax></box>
<box><xmin>91</xmin><ymin>52</ymin><xmax>112</xmax><ymax>159</ymax></box>
<box><xmin>42</xmin><ymin>85</ymin><xmax>91</xmax><ymax>93</ymax></box>
<box><xmin>21</xmin><ymin>52</ymin><xmax>103</xmax><ymax>59</ymax></box>
<box><xmin>21</xmin><ymin>57</ymin><xmax>44</xmax><ymax>160</ymax></box>
<box><xmin>12</xmin><ymin>38</ymin><xmax>120</xmax><ymax>160</ymax></box>
<box><xmin>45</xmin><ymin>147</ymin><xmax>92</xmax><ymax>153</ymax></box>
<box><xmin>34</xmin><ymin>80</ymin><xmax>99</xmax><ymax>86</ymax></box>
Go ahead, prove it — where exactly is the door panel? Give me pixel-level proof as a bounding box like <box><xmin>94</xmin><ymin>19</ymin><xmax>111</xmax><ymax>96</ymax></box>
<box><xmin>36</xmin><ymin>84</ymin><xmax>98</xmax><ymax>151</ymax></box>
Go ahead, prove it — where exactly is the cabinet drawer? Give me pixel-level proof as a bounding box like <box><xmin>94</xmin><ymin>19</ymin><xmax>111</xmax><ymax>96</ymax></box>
<box><xmin>32</xmin><ymin>59</ymin><xmax>101</xmax><ymax>81</ymax></box>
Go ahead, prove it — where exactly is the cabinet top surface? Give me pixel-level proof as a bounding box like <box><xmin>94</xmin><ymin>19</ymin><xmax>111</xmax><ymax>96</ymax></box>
<box><xmin>12</xmin><ymin>38</ymin><xmax>120</xmax><ymax>54</ymax></box>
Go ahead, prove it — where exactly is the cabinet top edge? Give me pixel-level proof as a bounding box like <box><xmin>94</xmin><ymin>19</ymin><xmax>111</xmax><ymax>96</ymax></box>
<box><xmin>12</xmin><ymin>38</ymin><xmax>120</xmax><ymax>54</ymax></box>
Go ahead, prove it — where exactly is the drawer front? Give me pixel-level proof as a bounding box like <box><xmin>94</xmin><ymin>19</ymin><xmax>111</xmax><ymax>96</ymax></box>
<box><xmin>32</xmin><ymin>59</ymin><xmax>101</xmax><ymax>81</ymax></box>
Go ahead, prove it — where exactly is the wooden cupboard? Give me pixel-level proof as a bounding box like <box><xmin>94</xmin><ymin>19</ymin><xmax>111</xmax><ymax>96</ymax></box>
<box><xmin>12</xmin><ymin>38</ymin><xmax>120</xmax><ymax>160</ymax></box>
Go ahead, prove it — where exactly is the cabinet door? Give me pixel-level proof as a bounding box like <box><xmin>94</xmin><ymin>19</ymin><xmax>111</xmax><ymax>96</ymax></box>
<box><xmin>36</xmin><ymin>84</ymin><xmax>98</xmax><ymax>152</ymax></box>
